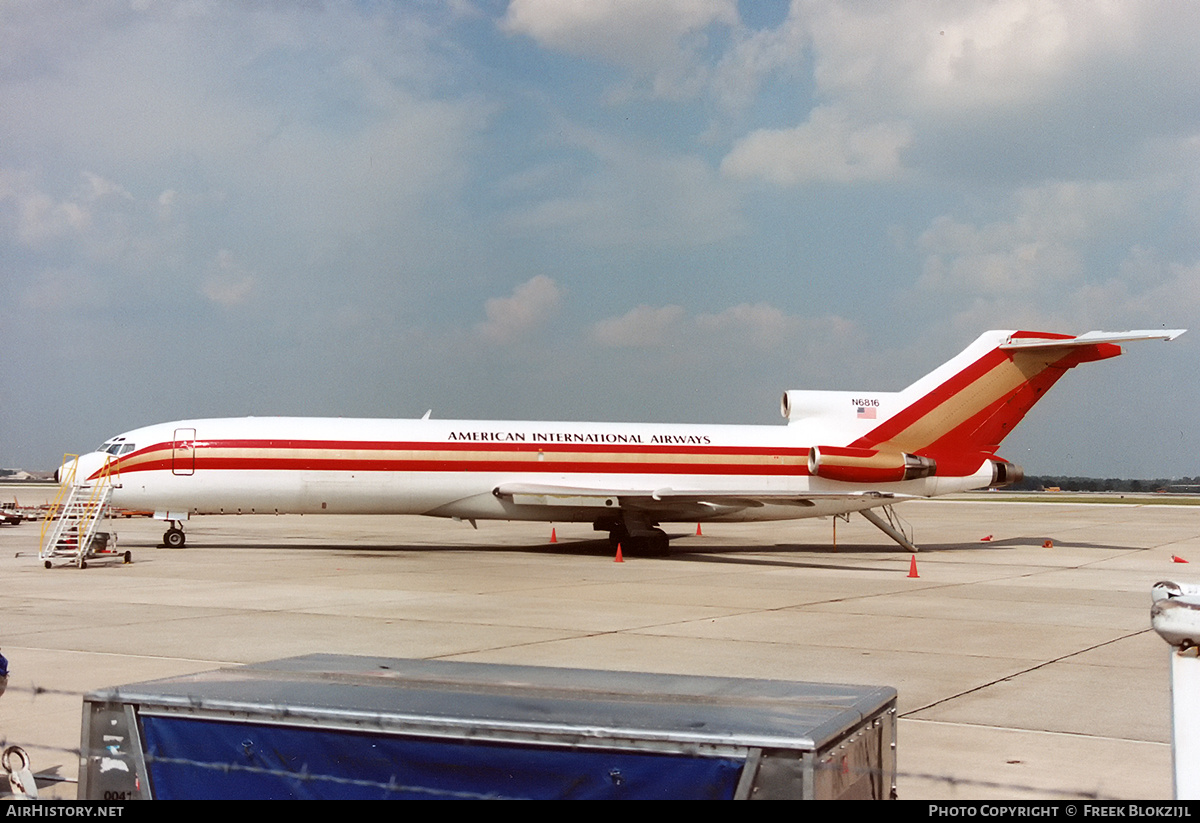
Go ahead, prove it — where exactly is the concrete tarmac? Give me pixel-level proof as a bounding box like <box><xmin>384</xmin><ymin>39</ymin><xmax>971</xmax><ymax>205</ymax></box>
<box><xmin>1</xmin><ymin>491</ymin><xmax>1196</xmax><ymax>799</ymax></box>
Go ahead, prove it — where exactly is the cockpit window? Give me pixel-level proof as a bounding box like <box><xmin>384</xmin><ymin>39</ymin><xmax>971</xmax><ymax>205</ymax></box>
<box><xmin>97</xmin><ymin>440</ymin><xmax>134</xmax><ymax>455</ymax></box>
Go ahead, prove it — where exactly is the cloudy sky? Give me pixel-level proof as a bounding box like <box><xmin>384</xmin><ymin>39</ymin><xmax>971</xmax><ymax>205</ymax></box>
<box><xmin>2</xmin><ymin>0</ymin><xmax>1196</xmax><ymax>477</ymax></box>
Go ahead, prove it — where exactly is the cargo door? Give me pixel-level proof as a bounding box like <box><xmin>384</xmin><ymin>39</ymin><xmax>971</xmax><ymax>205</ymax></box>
<box><xmin>172</xmin><ymin>428</ymin><xmax>196</xmax><ymax>476</ymax></box>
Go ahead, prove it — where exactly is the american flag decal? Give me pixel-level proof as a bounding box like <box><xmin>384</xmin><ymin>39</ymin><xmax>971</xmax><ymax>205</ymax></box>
<box><xmin>857</xmin><ymin>406</ymin><xmax>877</xmax><ymax>420</ymax></box>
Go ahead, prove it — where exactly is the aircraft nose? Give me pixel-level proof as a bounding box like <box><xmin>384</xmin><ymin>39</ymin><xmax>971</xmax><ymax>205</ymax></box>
<box><xmin>56</xmin><ymin>456</ymin><xmax>78</xmax><ymax>485</ymax></box>
<box><xmin>57</xmin><ymin>454</ymin><xmax>109</xmax><ymax>485</ymax></box>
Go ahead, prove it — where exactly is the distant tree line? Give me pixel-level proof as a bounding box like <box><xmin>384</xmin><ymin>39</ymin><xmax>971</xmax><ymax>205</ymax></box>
<box><xmin>1009</xmin><ymin>476</ymin><xmax>1200</xmax><ymax>493</ymax></box>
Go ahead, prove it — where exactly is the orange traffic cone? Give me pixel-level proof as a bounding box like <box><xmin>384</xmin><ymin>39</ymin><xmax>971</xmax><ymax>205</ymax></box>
<box><xmin>907</xmin><ymin>555</ymin><xmax>919</xmax><ymax>578</ymax></box>
<box><xmin>1043</xmin><ymin>539</ymin><xmax>1053</xmax><ymax>548</ymax></box>
<box><xmin>550</xmin><ymin>528</ymin><xmax>557</xmax><ymax>543</ymax></box>
<box><xmin>615</xmin><ymin>544</ymin><xmax>624</xmax><ymax>563</ymax></box>
<box><xmin>1173</xmin><ymin>555</ymin><xmax>1189</xmax><ymax>563</ymax></box>
<box><xmin>980</xmin><ymin>535</ymin><xmax>993</xmax><ymax>542</ymax></box>
<box><xmin>695</xmin><ymin>523</ymin><xmax>703</xmax><ymax>536</ymax></box>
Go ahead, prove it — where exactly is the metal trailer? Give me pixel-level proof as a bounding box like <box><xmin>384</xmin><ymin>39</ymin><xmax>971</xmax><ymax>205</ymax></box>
<box><xmin>79</xmin><ymin>654</ymin><xmax>897</xmax><ymax>800</ymax></box>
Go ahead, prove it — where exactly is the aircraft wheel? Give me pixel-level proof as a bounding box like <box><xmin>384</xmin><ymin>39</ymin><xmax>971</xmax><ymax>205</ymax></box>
<box><xmin>164</xmin><ymin>528</ymin><xmax>185</xmax><ymax>548</ymax></box>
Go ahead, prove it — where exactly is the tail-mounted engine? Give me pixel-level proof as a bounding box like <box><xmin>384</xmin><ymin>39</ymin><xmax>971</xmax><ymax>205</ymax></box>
<box><xmin>808</xmin><ymin>446</ymin><xmax>936</xmax><ymax>484</ymax></box>
<box><xmin>988</xmin><ymin>459</ymin><xmax>1024</xmax><ymax>487</ymax></box>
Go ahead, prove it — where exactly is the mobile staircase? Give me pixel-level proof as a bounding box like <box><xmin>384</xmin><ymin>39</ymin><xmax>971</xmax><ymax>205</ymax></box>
<box><xmin>39</xmin><ymin>455</ymin><xmax>130</xmax><ymax>569</ymax></box>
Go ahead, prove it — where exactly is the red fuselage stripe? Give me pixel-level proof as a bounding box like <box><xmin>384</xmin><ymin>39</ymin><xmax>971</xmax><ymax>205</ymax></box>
<box><xmin>105</xmin><ymin>440</ymin><xmax>815</xmax><ymax>479</ymax></box>
<box><xmin>172</xmin><ymin>439</ymin><xmax>808</xmax><ymax>456</ymax></box>
<box><xmin>124</xmin><ymin>457</ymin><xmax>810</xmax><ymax>476</ymax></box>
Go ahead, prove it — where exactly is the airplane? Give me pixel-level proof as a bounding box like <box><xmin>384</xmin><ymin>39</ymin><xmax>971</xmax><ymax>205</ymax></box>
<box><xmin>59</xmin><ymin>328</ymin><xmax>1184</xmax><ymax>555</ymax></box>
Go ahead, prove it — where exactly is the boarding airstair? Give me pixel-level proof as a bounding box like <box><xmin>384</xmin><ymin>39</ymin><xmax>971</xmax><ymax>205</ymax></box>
<box><xmin>39</xmin><ymin>455</ymin><xmax>130</xmax><ymax>569</ymax></box>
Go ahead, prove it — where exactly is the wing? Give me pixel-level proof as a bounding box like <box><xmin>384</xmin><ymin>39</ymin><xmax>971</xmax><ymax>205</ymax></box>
<box><xmin>494</xmin><ymin>482</ymin><xmax>907</xmax><ymax>521</ymax></box>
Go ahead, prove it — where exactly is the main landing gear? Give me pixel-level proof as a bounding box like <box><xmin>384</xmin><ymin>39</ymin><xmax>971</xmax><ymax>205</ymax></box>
<box><xmin>162</xmin><ymin>521</ymin><xmax>186</xmax><ymax>548</ymax></box>
<box><xmin>596</xmin><ymin>516</ymin><xmax>671</xmax><ymax>556</ymax></box>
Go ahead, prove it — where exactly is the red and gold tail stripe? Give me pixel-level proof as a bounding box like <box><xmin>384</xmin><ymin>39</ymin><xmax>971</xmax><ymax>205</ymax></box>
<box><xmin>853</xmin><ymin>340</ymin><xmax>1118</xmax><ymax>464</ymax></box>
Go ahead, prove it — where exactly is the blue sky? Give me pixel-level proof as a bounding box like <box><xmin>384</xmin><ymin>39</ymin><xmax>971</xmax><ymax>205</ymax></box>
<box><xmin>2</xmin><ymin>0</ymin><xmax>1196</xmax><ymax>477</ymax></box>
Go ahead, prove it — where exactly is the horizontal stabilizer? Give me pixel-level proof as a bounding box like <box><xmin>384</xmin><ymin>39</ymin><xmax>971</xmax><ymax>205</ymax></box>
<box><xmin>1000</xmin><ymin>329</ymin><xmax>1185</xmax><ymax>350</ymax></box>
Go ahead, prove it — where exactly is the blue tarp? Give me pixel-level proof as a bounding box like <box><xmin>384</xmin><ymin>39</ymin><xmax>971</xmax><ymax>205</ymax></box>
<box><xmin>141</xmin><ymin>715</ymin><xmax>745</xmax><ymax>800</ymax></box>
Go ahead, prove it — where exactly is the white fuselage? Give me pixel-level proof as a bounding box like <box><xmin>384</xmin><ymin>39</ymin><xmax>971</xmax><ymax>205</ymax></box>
<box><xmin>76</xmin><ymin>416</ymin><xmax>993</xmax><ymax>525</ymax></box>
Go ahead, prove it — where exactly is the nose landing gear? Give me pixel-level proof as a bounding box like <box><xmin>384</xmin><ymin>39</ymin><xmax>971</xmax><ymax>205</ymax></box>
<box><xmin>162</xmin><ymin>522</ymin><xmax>186</xmax><ymax>548</ymax></box>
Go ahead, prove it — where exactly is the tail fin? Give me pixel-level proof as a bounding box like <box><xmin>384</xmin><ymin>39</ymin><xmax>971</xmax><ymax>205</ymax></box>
<box><xmin>784</xmin><ymin>329</ymin><xmax>1183</xmax><ymax>477</ymax></box>
<box><xmin>848</xmin><ymin>329</ymin><xmax>1184</xmax><ymax>473</ymax></box>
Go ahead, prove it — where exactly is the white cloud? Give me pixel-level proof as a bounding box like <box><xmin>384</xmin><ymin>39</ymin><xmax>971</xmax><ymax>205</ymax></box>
<box><xmin>591</xmin><ymin>300</ymin><xmax>853</xmax><ymax>355</ymax></box>
<box><xmin>504</xmin><ymin>125</ymin><xmax>744</xmax><ymax>246</ymax></box>
<box><xmin>799</xmin><ymin>0</ymin><xmax>1143</xmax><ymax>114</ymax></box>
<box><xmin>901</xmin><ymin>181</ymin><xmax>1200</xmax><ymax>339</ymax></box>
<box><xmin>502</xmin><ymin>0</ymin><xmax>738</xmax><ymax>67</ymax></box>
<box><xmin>695</xmin><ymin>302</ymin><xmax>802</xmax><ymax>349</ymax></box>
<box><xmin>17</xmin><ymin>191</ymin><xmax>90</xmax><ymax>245</ymax></box>
<box><xmin>1075</xmin><ymin>249</ymin><xmax>1200</xmax><ymax>326</ymax></box>
<box><xmin>0</xmin><ymin>169</ymin><xmax>176</xmax><ymax>273</ymax></box>
<box><xmin>721</xmin><ymin>106</ymin><xmax>912</xmax><ymax>184</ymax></box>
<box><xmin>3</xmin><ymin>2</ymin><xmax>492</xmax><ymax>243</ymax></box>
<box><xmin>917</xmin><ymin>181</ymin><xmax>1132</xmax><ymax>296</ymax></box>
<box><xmin>200</xmin><ymin>250</ymin><xmax>256</xmax><ymax>308</ymax></box>
<box><xmin>0</xmin><ymin>170</ymin><xmax>92</xmax><ymax>245</ymax></box>
<box><xmin>708</xmin><ymin>9</ymin><xmax>808</xmax><ymax>115</ymax></box>
<box><xmin>476</xmin><ymin>275</ymin><xmax>563</xmax><ymax>344</ymax></box>
<box><xmin>712</xmin><ymin>2</ymin><xmax>1200</xmax><ymax>185</ymax></box>
<box><xmin>501</xmin><ymin>0</ymin><xmax>738</xmax><ymax>99</ymax></box>
<box><xmin>591</xmin><ymin>304</ymin><xmax>686</xmax><ymax>347</ymax></box>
